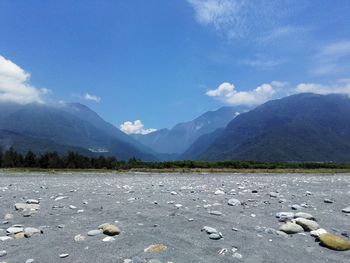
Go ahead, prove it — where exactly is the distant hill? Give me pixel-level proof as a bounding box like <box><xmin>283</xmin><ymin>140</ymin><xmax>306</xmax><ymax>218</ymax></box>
<box><xmin>0</xmin><ymin>102</ymin><xmax>156</xmax><ymax>160</ymax></box>
<box><xmin>194</xmin><ymin>93</ymin><xmax>350</xmax><ymax>162</ymax></box>
<box><xmin>132</xmin><ymin>106</ymin><xmax>248</xmax><ymax>154</ymax></box>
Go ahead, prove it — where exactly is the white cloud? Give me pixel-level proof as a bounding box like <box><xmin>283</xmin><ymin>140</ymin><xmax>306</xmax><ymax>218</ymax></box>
<box><xmin>0</xmin><ymin>55</ymin><xmax>44</xmax><ymax>104</ymax></box>
<box><xmin>119</xmin><ymin>120</ymin><xmax>157</xmax><ymax>135</ymax></box>
<box><xmin>84</xmin><ymin>93</ymin><xmax>101</xmax><ymax>103</ymax></box>
<box><xmin>187</xmin><ymin>0</ymin><xmax>300</xmax><ymax>40</ymax></box>
<box><xmin>206</xmin><ymin>81</ymin><xmax>287</xmax><ymax>106</ymax></box>
<box><xmin>312</xmin><ymin>40</ymin><xmax>350</xmax><ymax>76</ymax></box>
<box><xmin>295</xmin><ymin>79</ymin><xmax>350</xmax><ymax>95</ymax></box>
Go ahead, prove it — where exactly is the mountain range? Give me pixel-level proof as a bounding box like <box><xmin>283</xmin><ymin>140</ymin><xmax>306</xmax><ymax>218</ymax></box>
<box><xmin>1</xmin><ymin>93</ymin><xmax>350</xmax><ymax>163</ymax></box>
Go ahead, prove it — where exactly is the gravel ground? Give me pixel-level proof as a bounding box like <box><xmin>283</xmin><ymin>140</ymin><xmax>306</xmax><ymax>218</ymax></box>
<box><xmin>0</xmin><ymin>172</ymin><xmax>349</xmax><ymax>263</ymax></box>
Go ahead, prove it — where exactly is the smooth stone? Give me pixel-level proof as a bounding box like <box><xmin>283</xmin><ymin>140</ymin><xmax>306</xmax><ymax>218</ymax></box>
<box><xmin>276</xmin><ymin>212</ymin><xmax>294</xmax><ymax>222</ymax></box>
<box><xmin>342</xmin><ymin>206</ymin><xmax>350</xmax><ymax>213</ymax></box>
<box><xmin>209</xmin><ymin>211</ymin><xmax>222</xmax><ymax>216</ymax></box>
<box><xmin>279</xmin><ymin>222</ymin><xmax>304</xmax><ymax>234</ymax></box>
<box><xmin>6</xmin><ymin>226</ymin><xmax>24</xmax><ymax>234</ymax></box>
<box><xmin>26</xmin><ymin>199</ymin><xmax>40</xmax><ymax>204</ymax></box>
<box><xmin>15</xmin><ymin>203</ymin><xmax>40</xmax><ymax>211</ymax></box>
<box><xmin>144</xmin><ymin>244</ymin><xmax>167</xmax><ymax>253</ymax></box>
<box><xmin>88</xmin><ymin>230</ymin><xmax>102</xmax><ymax>236</ymax></box>
<box><xmin>324</xmin><ymin>199</ymin><xmax>333</xmax><ymax>204</ymax></box>
<box><xmin>294</xmin><ymin>212</ymin><xmax>315</xmax><ymax>220</ymax></box>
<box><xmin>55</xmin><ymin>196</ymin><xmax>68</xmax><ymax>201</ymax></box>
<box><xmin>291</xmin><ymin>204</ymin><xmax>303</xmax><ymax>210</ymax></box>
<box><xmin>26</xmin><ymin>259</ymin><xmax>34</xmax><ymax>263</ymax></box>
<box><xmin>295</xmin><ymin>218</ymin><xmax>320</xmax><ymax>231</ymax></box>
<box><xmin>202</xmin><ymin>226</ymin><xmax>218</xmax><ymax>234</ymax></box>
<box><xmin>227</xmin><ymin>199</ymin><xmax>241</xmax><ymax>206</ymax></box>
<box><xmin>319</xmin><ymin>233</ymin><xmax>350</xmax><ymax>251</ymax></box>
<box><xmin>214</xmin><ymin>190</ymin><xmax>225</xmax><ymax>195</ymax></box>
<box><xmin>24</xmin><ymin>227</ymin><xmax>41</xmax><ymax>237</ymax></box>
<box><xmin>170</xmin><ymin>191</ymin><xmax>177</xmax><ymax>195</ymax></box>
<box><xmin>275</xmin><ymin>230</ymin><xmax>289</xmax><ymax>238</ymax></box>
<box><xmin>102</xmin><ymin>236</ymin><xmax>115</xmax><ymax>242</ymax></box>
<box><xmin>99</xmin><ymin>223</ymin><xmax>120</xmax><ymax>236</ymax></box>
<box><xmin>209</xmin><ymin>233</ymin><xmax>222</xmax><ymax>240</ymax></box>
<box><xmin>74</xmin><ymin>234</ymin><xmax>85</xmax><ymax>242</ymax></box>
<box><xmin>310</xmin><ymin>228</ymin><xmax>328</xmax><ymax>238</ymax></box>
<box><xmin>269</xmin><ymin>192</ymin><xmax>279</xmax><ymax>198</ymax></box>
<box><xmin>0</xmin><ymin>251</ymin><xmax>6</xmax><ymax>257</ymax></box>
<box><xmin>59</xmin><ymin>254</ymin><xmax>69</xmax><ymax>258</ymax></box>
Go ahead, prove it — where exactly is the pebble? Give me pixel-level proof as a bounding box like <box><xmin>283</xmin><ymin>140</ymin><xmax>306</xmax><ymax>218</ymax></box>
<box><xmin>324</xmin><ymin>198</ymin><xmax>333</xmax><ymax>204</ymax></box>
<box><xmin>144</xmin><ymin>244</ymin><xmax>167</xmax><ymax>253</ymax></box>
<box><xmin>7</xmin><ymin>226</ymin><xmax>24</xmax><ymax>234</ymax></box>
<box><xmin>291</xmin><ymin>204</ymin><xmax>303</xmax><ymax>210</ymax></box>
<box><xmin>269</xmin><ymin>192</ymin><xmax>279</xmax><ymax>198</ymax></box>
<box><xmin>310</xmin><ymin>228</ymin><xmax>327</xmax><ymax>238</ymax></box>
<box><xmin>0</xmin><ymin>236</ymin><xmax>13</xmax><ymax>241</ymax></box>
<box><xmin>26</xmin><ymin>259</ymin><xmax>34</xmax><ymax>263</ymax></box>
<box><xmin>279</xmin><ymin>222</ymin><xmax>304</xmax><ymax>234</ymax></box>
<box><xmin>342</xmin><ymin>206</ymin><xmax>350</xmax><ymax>213</ymax></box>
<box><xmin>209</xmin><ymin>210</ymin><xmax>222</xmax><ymax>216</ymax></box>
<box><xmin>59</xmin><ymin>254</ymin><xmax>69</xmax><ymax>258</ymax></box>
<box><xmin>209</xmin><ymin>233</ymin><xmax>222</xmax><ymax>240</ymax></box>
<box><xmin>88</xmin><ymin>230</ymin><xmax>102</xmax><ymax>236</ymax></box>
<box><xmin>295</xmin><ymin>218</ymin><xmax>319</xmax><ymax>231</ymax></box>
<box><xmin>227</xmin><ymin>198</ymin><xmax>241</xmax><ymax>206</ymax></box>
<box><xmin>215</xmin><ymin>190</ymin><xmax>225</xmax><ymax>195</ymax></box>
<box><xmin>102</xmin><ymin>236</ymin><xmax>115</xmax><ymax>242</ymax></box>
<box><xmin>202</xmin><ymin>226</ymin><xmax>218</xmax><ymax>234</ymax></box>
<box><xmin>24</xmin><ymin>227</ymin><xmax>41</xmax><ymax>237</ymax></box>
<box><xmin>99</xmin><ymin>223</ymin><xmax>120</xmax><ymax>236</ymax></box>
<box><xmin>276</xmin><ymin>212</ymin><xmax>294</xmax><ymax>222</ymax></box>
<box><xmin>294</xmin><ymin>212</ymin><xmax>314</xmax><ymax>220</ymax></box>
<box><xmin>0</xmin><ymin>251</ymin><xmax>6</xmax><ymax>257</ymax></box>
<box><xmin>74</xmin><ymin>234</ymin><xmax>85</xmax><ymax>242</ymax></box>
<box><xmin>26</xmin><ymin>199</ymin><xmax>40</xmax><ymax>204</ymax></box>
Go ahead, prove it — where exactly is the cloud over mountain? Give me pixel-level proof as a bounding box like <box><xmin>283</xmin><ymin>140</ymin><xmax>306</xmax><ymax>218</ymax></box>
<box><xmin>120</xmin><ymin>120</ymin><xmax>157</xmax><ymax>135</ymax></box>
<box><xmin>0</xmin><ymin>55</ymin><xmax>45</xmax><ymax>104</ymax></box>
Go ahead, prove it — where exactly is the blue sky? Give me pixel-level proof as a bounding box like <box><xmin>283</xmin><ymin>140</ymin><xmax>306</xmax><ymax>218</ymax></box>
<box><xmin>0</xmin><ymin>0</ymin><xmax>350</xmax><ymax>134</ymax></box>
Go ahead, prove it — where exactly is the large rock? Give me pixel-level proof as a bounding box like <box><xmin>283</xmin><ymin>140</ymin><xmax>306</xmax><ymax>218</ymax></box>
<box><xmin>99</xmin><ymin>223</ymin><xmax>120</xmax><ymax>236</ymax></box>
<box><xmin>279</xmin><ymin>222</ymin><xmax>304</xmax><ymax>234</ymax></box>
<box><xmin>319</xmin><ymin>233</ymin><xmax>350</xmax><ymax>251</ymax></box>
<box><xmin>295</xmin><ymin>218</ymin><xmax>319</xmax><ymax>231</ymax></box>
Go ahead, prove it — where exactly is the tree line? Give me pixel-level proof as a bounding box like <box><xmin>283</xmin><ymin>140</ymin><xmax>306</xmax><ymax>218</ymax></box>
<box><xmin>0</xmin><ymin>147</ymin><xmax>349</xmax><ymax>170</ymax></box>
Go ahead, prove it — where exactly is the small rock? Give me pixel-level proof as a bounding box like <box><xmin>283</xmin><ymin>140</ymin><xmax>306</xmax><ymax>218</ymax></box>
<box><xmin>59</xmin><ymin>254</ymin><xmax>69</xmax><ymax>258</ymax></box>
<box><xmin>215</xmin><ymin>190</ymin><xmax>225</xmax><ymax>195</ymax></box>
<box><xmin>102</xmin><ymin>236</ymin><xmax>115</xmax><ymax>242</ymax></box>
<box><xmin>26</xmin><ymin>199</ymin><xmax>40</xmax><ymax>204</ymax></box>
<box><xmin>295</xmin><ymin>218</ymin><xmax>320</xmax><ymax>231</ymax></box>
<box><xmin>144</xmin><ymin>244</ymin><xmax>167</xmax><ymax>253</ymax></box>
<box><xmin>74</xmin><ymin>234</ymin><xmax>85</xmax><ymax>242</ymax></box>
<box><xmin>99</xmin><ymin>223</ymin><xmax>120</xmax><ymax>236</ymax></box>
<box><xmin>6</xmin><ymin>226</ymin><xmax>24</xmax><ymax>234</ymax></box>
<box><xmin>342</xmin><ymin>206</ymin><xmax>350</xmax><ymax>213</ymax></box>
<box><xmin>24</xmin><ymin>227</ymin><xmax>41</xmax><ymax>238</ymax></box>
<box><xmin>279</xmin><ymin>222</ymin><xmax>304</xmax><ymax>234</ymax></box>
<box><xmin>3</xmin><ymin>214</ymin><xmax>13</xmax><ymax>220</ymax></box>
<box><xmin>324</xmin><ymin>199</ymin><xmax>333</xmax><ymax>204</ymax></box>
<box><xmin>294</xmin><ymin>212</ymin><xmax>315</xmax><ymax>220</ymax></box>
<box><xmin>88</xmin><ymin>230</ymin><xmax>102</xmax><ymax>236</ymax></box>
<box><xmin>202</xmin><ymin>226</ymin><xmax>218</xmax><ymax>234</ymax></box>
<box><xmin>269</xmin><ymin>192</ymin><xmax>279</xmax><ymax>198</ymax></box>
<box><xmin>209</xmin><ymin>211</ymin><xmax>222</xmax><ymax>216</ymax></box>
<box><xmin>227</xmin><ymin>199</ymin><xmax>241</xmax><ymax>206</ymax></box>
<box><xmin>209</xmin><ymin>233</ymin><xmax>222</xmax><ymax>240</ymax></box>
<box><xmin>310</xmin><ymin>228</ymin><xmax>327</xmax><ymax>238</ymax></box>
<box><xmin>0</xmin><ymin>251</ymin><xmax>6</xmax><ymax>257</ymax></box>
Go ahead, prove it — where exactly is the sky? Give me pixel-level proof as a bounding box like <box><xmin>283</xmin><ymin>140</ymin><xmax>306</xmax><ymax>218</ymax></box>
<box><xmin>0</xmin><ymin>0</ymin><xmax>350</xmax><ymax>134</ymax></box>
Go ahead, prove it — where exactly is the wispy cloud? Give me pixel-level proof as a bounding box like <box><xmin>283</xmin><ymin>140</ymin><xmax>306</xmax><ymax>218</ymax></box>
<box><xmin>295</xmin><ymin>79</ymin><xmax>350</xmax><ymax>95</ymax></box>
<box><xmin>0</xmin><ymin>55</ymin><xmax>46</xmax><ymax>104</ymax></box>
<box><xmin>312</xmin><ymin>40</ymin><xmax>350</xmax><ymax>76</ymax></box>
<box><xmin>119</xmin><ymin>120</ymin><xmax>157</xmax><ymax>135</ymax></box>
<box><xmin>206</xmin><ymin>81</ymin><xmax>288</xmax><ymax>106</ymax></box>
<box><xmin>241</xmin><ymin>54</ymin><xmax>285</xmax><ymax>69</ymax></box>
<box><xmin>84</xmin><ymin>93</ymin><xmax>101</xmax><ymax>103</ymax></box>
<box><xmin>187</xmin><ymin>0</ymin><xmax>302</xmax><ymax>41</ymax></box>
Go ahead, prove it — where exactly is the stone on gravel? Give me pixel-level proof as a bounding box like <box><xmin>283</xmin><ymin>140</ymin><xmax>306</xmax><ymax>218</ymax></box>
<box><xmin>209</xmin><ymin>233</ymin><xmax>222</xmax><ymax>240</ymax></box>
<box><xmin>342</xmin><ymin>206</ymin><xmax>350</xmax><ymax>213</ymax></box>
<box><xmin>227</xmin><ymin>199</ymin><xmax>241</xmax><ymax>206</ymax></box>
<box><xmin>15</xmin><ymin>203</ymin><xmax>40</xmax><ymax>211</ymax></box>
<box><xmin>74</xmin><ymin>234</ymin><xmax>85</xmax><ymax>242</ymax></box>
<box><xmin>324</xmin><ymin>199</ymin><xmax>333</xmax><ymax>204</ymax></box>
<box><xmin>59</xmin><ymin>254</ymin><xmax>69</xmax><ymax>258</ymax></box>
<box><xmin>88</xmin><ymin>230</ymin><xmax>102</xmax><ymax>236</ymax></box>
<box><xmin>26</xmin><ymin>199</ymin><xmax>40</xmax><ymax>204</ymax></box>
<box><xmin>310</xmin><ymin>228</ymin><xmax>327</xmax><ymax>238</ymax></box>
<box><xmin>269</xmin><ymin>192</ymin><xmax>279</xmax><ymax>198</ymax></box>
<box><xmin>279</xmin><ymin>222</ymin><xmax>304</xmax><ymax>234</ymax></box>
<box><xmin>209</xmin><ymin>210</ymin><xmax>222</xmax><ymax>216</ymax></box>
<box><xmin>295</xmin><ymin>218</ymin><xmax>320</xmax><ymax>231</ymax></box>
<box><xmin>7</xmin><ymin>226</ymin><xmax>24</xmax><ymax>234</ymax></box>
<box><xmin>102</xmin><ymin>236</ymin><xmax>115</xmax><ymax>242</ymax></box>
<box><xmin>214</xmin><ymin>190</ymin><xmax>225</xmax><ymax>195</ymax></box>
<box><xmin>144</xmin><ymin>244</ymin><xmax>167</xmax><ymax>253</ymax></box>
<box><xmin>276</xmin><ymin>212</ymin><xmax>294</xmax><ymax>222</ymax></box>
<box><xmin>99</xmin><ymin>223</ymin><xmax>120</xmax><ymax>236</ymax></box>
<box><xmin>318</xmin><ymin>233</ymin><xmax>350</xmax><ymax>251</ymax></box>
<box><xmin>0</xmin><ymin>251</ymin><xmax>7</xmax><ymax>257</ymax></box>
<box><xmin>24</xmin><ymin>227</ymin><xmax>41</xmax><ymax>238</ymax></box>
<box><xmin>202</xmin><ymin>226</ymin><xmax>218</xmax><ymax>234</ymax></box>
<box><xmin>4</xmin><ymin>214</ymin><xmax>13</xmax><ymax>220</ymax></box>
<box><xmin>294</xmin><ymin>212</ymin><xmax>315</xmax><ymax>220</ymax></box>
